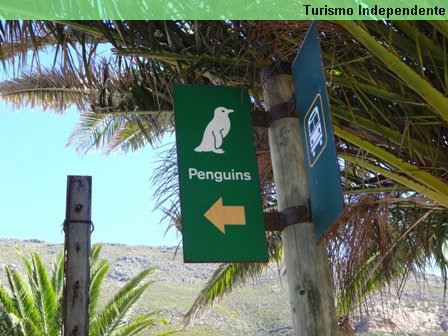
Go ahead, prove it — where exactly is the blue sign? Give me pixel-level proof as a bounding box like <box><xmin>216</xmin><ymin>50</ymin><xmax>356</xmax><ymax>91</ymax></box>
<box><xmin>292</xmin><ymin>22</ymin><xmax>344</xmax><ymax>240</ymax></box>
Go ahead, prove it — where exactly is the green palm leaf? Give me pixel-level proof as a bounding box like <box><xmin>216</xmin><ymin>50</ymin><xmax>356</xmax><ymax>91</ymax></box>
<box><xmin>337</xmin><ymin>21</ymin><xmax>448</xmax><ymax>122</ymax></box>
<box><xmin>16</xmin><ymin>250</ymin><xmax>50</xmax><ymax>332</ymax></box>
<box><xmin>183</xmin><ymin>262</ymin><xmax>267</xmax><ymax>327</ymax></box>
<box><xmin>20</xmin><ymin>317</ymin><xmax>42</xmax><ymax>336</ymax></box>
<box><xmin>0</xmin><ymin>286</ymin><xmax>19</xmax><ymax>334</ymax></box>
<box><xmin>5</xmin><ymin>268</ymin><xmax>41</xmax><ymax>328</ymax></box>
<box><xmin>332</xmin><ymin>106</ymin><xmax>448</xmax><ymax>165</ymax></box>
<box><xmin>30</xmin><ymin>253</ymin><xmax>59</xmax><ymax>336</ymax></box>
<box><xmin>50</xmin><ymin>252</ymin><xmax>64</xmax><ymax>295</ymax></box>
<box><xmin>90</xmin><ymin>244</ymin><xmax>102</xmax><ymax>266</ymax></box>
<box><xmin>89</xmin><ymin>259</ymin><xmax>110</xmax><ymax>321</ymax></box>
<box><xmin>90</xmin><ymin>268</ymin><xmax>156</xmax><ymax>336</ymax></box>
<box><xmin>112</xmin><ymin>312</ymin><xmax>170</xmax><ymax>336</ymax></box>
<box><xmin>335</xmin><ymin>125</ymin><xmax>448</xmax><ymax>207</ymax></box>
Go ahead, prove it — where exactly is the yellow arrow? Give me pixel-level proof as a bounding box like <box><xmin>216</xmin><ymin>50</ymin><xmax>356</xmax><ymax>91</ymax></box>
<box><xmin>204</xmin><ymin>197</ymin><xmax>246</xmax><ymax>234</ymax></box>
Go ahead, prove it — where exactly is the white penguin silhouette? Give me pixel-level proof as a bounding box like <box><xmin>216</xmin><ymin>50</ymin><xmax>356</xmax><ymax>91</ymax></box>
<box><xmin>195</xmin><ymin>106</ymin><xmax>234</xmax><ymax>154</ymax></box>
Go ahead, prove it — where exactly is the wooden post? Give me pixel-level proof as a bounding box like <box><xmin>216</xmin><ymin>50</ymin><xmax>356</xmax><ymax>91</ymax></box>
<box><xmin>63</xmin><ymin>176</ymin><xmax>92</xmax><ymax>336</ymax></box>
<box><xmin>261</xmin><ymin>65</ymin><xmax>339</xmax><ymax>335</ymax></box>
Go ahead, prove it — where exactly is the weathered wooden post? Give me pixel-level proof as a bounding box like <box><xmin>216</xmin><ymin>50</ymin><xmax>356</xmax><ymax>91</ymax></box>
<box><xmin>63</xmin><ymin>176</ymin><xmax>92</xmax><ymax>336</ymax></box>
<box><xmin>261</xmin><ymin>64</ymin><xmax>339</xmax><ymax>335</ymax></box>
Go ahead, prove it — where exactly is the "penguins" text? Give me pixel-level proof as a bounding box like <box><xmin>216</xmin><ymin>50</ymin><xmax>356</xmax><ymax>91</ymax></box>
<box><xmin>188</xmin><ymin>168</ymin><xmax>252</xmax><ymax>183</ymax></box>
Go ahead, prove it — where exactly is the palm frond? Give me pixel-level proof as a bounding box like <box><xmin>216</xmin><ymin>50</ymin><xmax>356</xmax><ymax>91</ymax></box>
<box><xmin>89</xmin><ymin>259</ymin><xmax>110</xmax><ymax>321</ymax></box>
<box><xmin>0</xmin><ymin>69</ymin><xmax>88</xmax><ymax>112</ymax></box>
<box><xmin>90</xmin><ymin>268</ymin><xmax>156</xmax><ymax>336</ymax></box>
<box><xmin>101</xmin><ymin>112</ymin><xmax>173</xmax><ymax>154</ymax></box>
<box><xmin>19</xmin><ymin>316</ymin><xmax>44</xmax><ymax>336</ymax></box>
<box><xmin>337</xmin><ymin>21</ymin><xmax>448</xmax><ymax>122</ymax></box>
<box><xmin>68</xmin><ymin>112</ymin><xmax>124</xmax><ymax>153</ymax></box>
<box><xmin>326</xmin><ymin>194</ymin><xmax>448</xmax><ymax>323</ymax></box>
<box><xmin>340</xmin><ymin>154</ymin><xmax>448</xmax><ymax>207</ymax></box>
<box><xmin>112</xmin><ymin>312</ymin><xmax>170</xmax><ymax>336</ymax></box>
<box><xmin>0</xmin><ymin>285</ymin><xmax>19</xmax><ymax>320</ymax></box>
<box><xmin>0</xmin><ymin>303</ymin><xmax>17</xmax><ymax>336</ymax></box>
<box><xmin>90</xmin><ymin>244</ymin><xmax>102</xmax><ymax>265</ymax></box>
<box><xmin>50</xmin><ymin>252</ymin><xmax>64</xmax><ymax>295</ymax></box>
<box><xmin>332</xmin><ymin>106</ymin><xmax>448</xmax><ymax>165</ymax></box>
<box><xmin>335</xmin><ymin>125</ymin><xmax>448</xmax><ymax>207</ymax></box>
<box><xmin>183</xmin><ymin>262</ymin><xmax>267</xmax><ymax>327</ymax></box>
<box><xmin>0</xmin><ymin>244</ymin><xmax>167</xmax><ymax>336</ymax></box>
<box><xmin>29</xmin><ymin>253</ymin><xmax>58</xmax><ymax>335</ymax></box>
<box><xmin>150</xmin><ymin>142</ymin><xmax>181</xmax><ymax>233</ymax></box>
<box><xmin>5</xmin><ymin>268</ymin><xmax>41</xmax><ymax>329</ymax></box>
<box><xmin>430</xmin><ymin>21</ymin><xmax>448</xmax><ymax>39</ymax></box>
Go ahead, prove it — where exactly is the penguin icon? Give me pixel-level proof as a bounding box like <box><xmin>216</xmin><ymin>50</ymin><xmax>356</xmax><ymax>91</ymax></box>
<box><xmin>195</xmin><ymin>106</ymin><xmax>234</xmax><ymax>154</ymax></box>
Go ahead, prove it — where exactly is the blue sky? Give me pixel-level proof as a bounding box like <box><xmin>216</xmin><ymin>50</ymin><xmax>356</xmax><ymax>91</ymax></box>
<box><xmin>0</xmin><ymin>101</ymin><xmax>180</xmax><ymax>246</ymax></box>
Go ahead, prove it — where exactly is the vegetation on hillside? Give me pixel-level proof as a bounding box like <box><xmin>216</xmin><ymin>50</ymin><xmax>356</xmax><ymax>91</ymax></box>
<box><xmin>0</xmin><ymin>245</ymin><xmax>175</xmax><ymax>335</ymax></box>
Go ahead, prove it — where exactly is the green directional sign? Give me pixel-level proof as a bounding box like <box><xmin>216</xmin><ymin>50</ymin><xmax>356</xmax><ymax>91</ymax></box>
<box><xmin>174</xmin><ymin>84</ymin><xmax>268</xmax><ymax>263</ymax></box>
<box><xmin>292</xmin><ymin>22</ymin><xmax>344</xmax><ymax>240</ymax></box>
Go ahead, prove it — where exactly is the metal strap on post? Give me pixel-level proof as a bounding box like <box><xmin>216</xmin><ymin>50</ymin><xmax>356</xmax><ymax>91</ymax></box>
<box><xmin>264</xmin><ymin>205</ymin><xmax>310</xmax><ymax>232</ymax></box>
<box><xmin>63</xmin><ymin>220</ymin><xmax>95</xmax><ymax>233</ymax></box>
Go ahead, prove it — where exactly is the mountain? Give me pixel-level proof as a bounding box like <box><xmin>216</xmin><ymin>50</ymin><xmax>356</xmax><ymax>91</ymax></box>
<box><xmin>0</xmin><ymin>238</ymin><xmax>445</xmax><ymax>335</ymax></box>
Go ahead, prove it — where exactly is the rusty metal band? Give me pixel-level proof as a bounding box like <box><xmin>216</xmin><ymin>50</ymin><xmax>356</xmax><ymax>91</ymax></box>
<box><xmin>264</xmin><ymin>205</ymin><xmax>310</xmax><ymax>231</ymax></box>
<box><xmin>252</xmin><ymin>99</ymin><xmax>297</xmax><ymax>128</ymax></box>
<box><xmin>62</xmin><ymin>220</ymin><xmax>95</xmax><ymax>233</ymax></box>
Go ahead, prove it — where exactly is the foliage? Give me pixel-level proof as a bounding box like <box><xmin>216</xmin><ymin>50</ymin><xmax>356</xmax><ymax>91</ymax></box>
<box><xmin>0</xmin><ymin>245</ymin><xmax>175</xmax><ymax>336</ymax></box>
<box><xmin>327</xmin><ymin>194</ymin><xmax>448</xmax><ymax>319</ymax></box>
<box><xmin>0</xmin><ymin>20</ymin><xmax>447</xmax><ymax>332</ymax></box>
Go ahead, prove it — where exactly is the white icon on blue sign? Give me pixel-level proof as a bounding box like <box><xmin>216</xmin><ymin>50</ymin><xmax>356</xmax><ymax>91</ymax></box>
<box><xmin>304</xmin><ymin>94</ymin><xmax>327</xmax><ymax>167</ymax></box>
<box><xmin>308</xmin><ymin>106</ymin><xmax>323</xmax><ymax>157</ymax></box>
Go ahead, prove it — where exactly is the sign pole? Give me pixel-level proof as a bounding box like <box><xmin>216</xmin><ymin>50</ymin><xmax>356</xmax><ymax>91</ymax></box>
<box><xmin>62</xmin><ymin>176</ymin><xmax>92</xmax><ymax>336</ymax></box>
<box><xmin>261</xmin><ymin>64</ymin><xmax>338</xmax><ymax>335</ymax></box>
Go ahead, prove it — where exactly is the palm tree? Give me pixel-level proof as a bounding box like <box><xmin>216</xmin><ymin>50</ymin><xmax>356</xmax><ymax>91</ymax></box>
<box><xmin>0</xmin><ymin>20</ymin><xmax>447</xmax><ymax>332</ymax></box>
<box><xmin>0</xmin><ymin>245</ymin><xmax>176</xmax><ymax>336</ymax></box>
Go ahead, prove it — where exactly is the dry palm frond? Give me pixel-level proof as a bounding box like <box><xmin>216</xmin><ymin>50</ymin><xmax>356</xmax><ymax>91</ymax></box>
<box><xmin>0</xmin><ymin>68</ymin><xmax>88</xmax><ymax>112</ymax></box>
<box><xmin>66</xmin><ymin>59</ymin><xmax>175</xmax><ymax>153</ymax></box>
<box><xmin>338</xmin><ymin>316</ymin><xmax>356</xmax><ymax>336</ymax></box>
<box><xmin>325</xmin><ymin>193</ymin><xmax>448</xmax><ymax>326</ymax></box>
<box><xmin>150</xmin><ymin>143</ymin><xmax>180</xmax><ymax>233</ymax></box>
